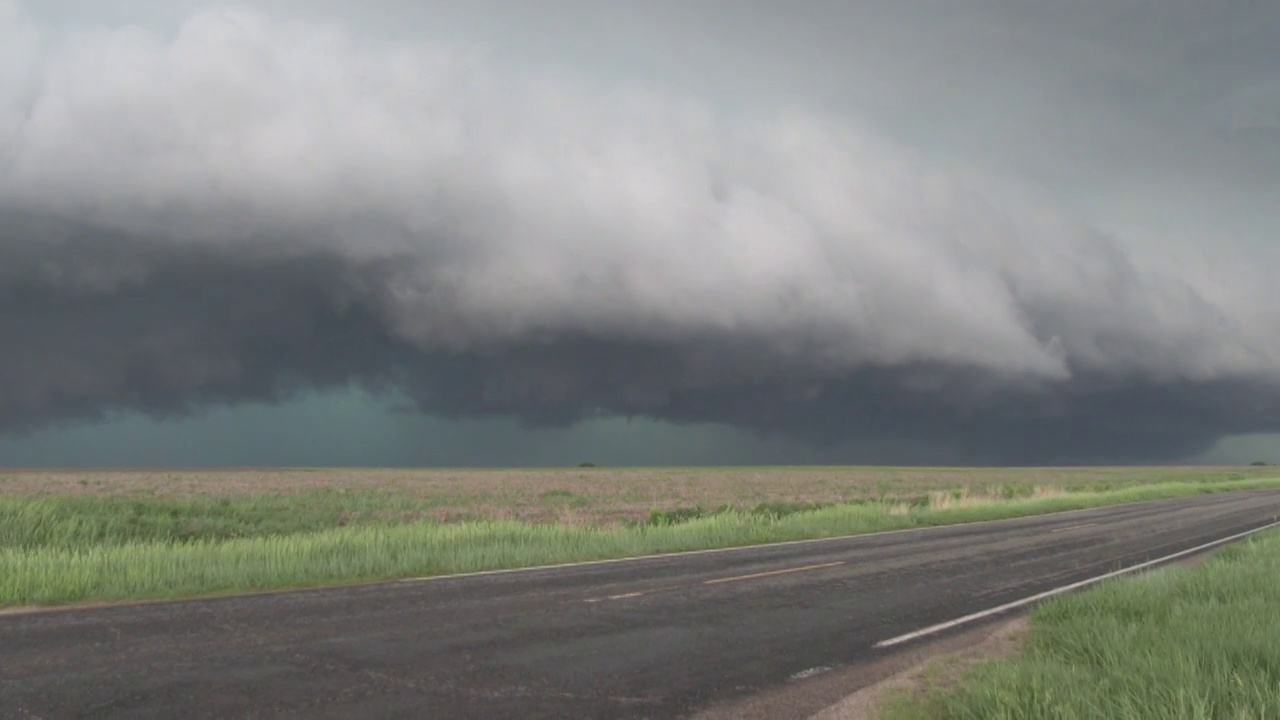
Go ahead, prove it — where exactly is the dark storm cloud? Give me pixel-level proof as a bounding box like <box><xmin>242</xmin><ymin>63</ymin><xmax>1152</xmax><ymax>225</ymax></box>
<box><xmin>0</xmin><ymin>210</ymin><xmax>410</xmax><ymax>432</ymax></box>
<box><xmin>1</xmin><ymin>3</ymin><xmax>1279</xmax><ymax>462</ymax></box>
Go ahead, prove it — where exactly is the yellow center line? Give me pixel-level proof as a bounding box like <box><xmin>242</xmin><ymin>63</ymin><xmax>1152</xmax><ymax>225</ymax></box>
<box><xmin>703</xmin><ymin>561</ymin><xmax>846</xmax><ymax>585</ymax></box>
<box><xmin>1051</xmin><ymin>522</ymin><xmax>1099</xmax><ymax>534</ymax></box>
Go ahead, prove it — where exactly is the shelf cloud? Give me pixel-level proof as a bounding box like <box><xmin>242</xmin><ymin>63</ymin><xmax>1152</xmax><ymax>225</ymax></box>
<box><xmin>2</xmin><ymin>3</ymin><xmax>1279</xmax><ymax>462</ymax></box>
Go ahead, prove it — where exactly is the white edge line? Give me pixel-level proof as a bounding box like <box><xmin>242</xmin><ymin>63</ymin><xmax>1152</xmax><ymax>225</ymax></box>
<box><xmin>873</xmin><ymin>518</ymin><xmax>1280</xmax><ymax>650</ymax></box>
<box><xmin>393</xmin><ymin>495</ymin><xmax>1274</xmax><ymax>585</ymax></box>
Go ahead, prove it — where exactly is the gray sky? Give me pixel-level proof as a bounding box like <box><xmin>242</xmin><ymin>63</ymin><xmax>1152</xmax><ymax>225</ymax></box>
<box><xmin>1</xmin><ymin>1</ymin><xmax>1278</xmax><ymax>466</ymax></box>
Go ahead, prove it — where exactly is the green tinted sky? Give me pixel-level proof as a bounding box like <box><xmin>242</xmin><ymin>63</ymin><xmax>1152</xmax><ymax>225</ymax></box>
<box><xmin>0</xmin><ymin>388</ymin><xmax>1271</xmax><ymax>467</ymax></box>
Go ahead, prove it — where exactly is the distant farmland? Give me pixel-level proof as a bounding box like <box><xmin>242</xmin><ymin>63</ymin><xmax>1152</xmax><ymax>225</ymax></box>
<box><xmin>0</xmin><ymin>465</ymin><xmax>1272</xmax><ymax>526</ymax></box>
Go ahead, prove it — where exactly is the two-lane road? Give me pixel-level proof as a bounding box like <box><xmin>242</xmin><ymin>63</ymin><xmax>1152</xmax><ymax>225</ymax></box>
<box><xmin>4</xmin><ymin>490</ymin><xmax>1279</xmax><ymax>719</ymax></box>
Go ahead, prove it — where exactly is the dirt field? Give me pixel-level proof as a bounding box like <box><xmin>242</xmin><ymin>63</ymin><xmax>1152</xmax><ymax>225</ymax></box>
<box><xmin>0</xmin><ymin>465</ymin><xmax>1268</xmax><ymax>525</ymax></box>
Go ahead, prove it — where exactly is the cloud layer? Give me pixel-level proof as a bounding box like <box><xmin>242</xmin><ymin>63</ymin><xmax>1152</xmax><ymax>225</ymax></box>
<box><xmin>2</xmin><ymin>4</ymin><xmax>1279</xmax><ymax>462</ymax></box>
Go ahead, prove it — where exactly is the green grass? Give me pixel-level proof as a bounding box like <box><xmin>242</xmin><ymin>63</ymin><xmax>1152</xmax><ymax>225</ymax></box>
<box><xmin>1</xmin><ymin>475</ymin><xmax>1278</xmax><ymax>608</ymax></box>
<box><xmin>884</xmin><ymin>529</ymin><xmax>1280</xmax><ymax>720</ymax></box>
<box><xmin>0</xmin><ymin>490</ymin><xmax>432</xmax><ymax>551</ymax></box>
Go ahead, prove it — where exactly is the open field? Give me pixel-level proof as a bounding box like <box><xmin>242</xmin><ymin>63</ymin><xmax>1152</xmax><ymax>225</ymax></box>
<box><xmin>883</xmin><ymin>527</ymin><xmax>1280</xmax><ymax>720</ymax></box>
<box><xmin>1</xmin><ymin>465</ymin><xmax>1273</xmax><ymax>526</ymax></box>
<box><xmin>1</xmin><ymin>465</ymin><xmax>1279</xmax><ymax>608</ymax></box>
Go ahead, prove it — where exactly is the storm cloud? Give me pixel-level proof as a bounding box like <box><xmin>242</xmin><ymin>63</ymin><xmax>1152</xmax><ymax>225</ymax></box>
<box><xmin>2</xmin><ymin>3</ymin><xmax>1279</xmax><ymax>463</ymax></box>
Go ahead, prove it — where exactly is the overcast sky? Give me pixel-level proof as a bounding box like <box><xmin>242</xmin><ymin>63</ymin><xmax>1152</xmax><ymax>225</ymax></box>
<box><xmin>1</xmin><ymin>1</ymin><xmax>1278</xmax><ymax>466</ymax></box>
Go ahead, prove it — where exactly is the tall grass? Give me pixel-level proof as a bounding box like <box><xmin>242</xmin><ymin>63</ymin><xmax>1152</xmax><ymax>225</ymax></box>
<box><xmin>0</xmin><ymin>490</ymin><xmax>432</xmax><ymax>550</ymax></box>
<box><xmin>1</xmin><ymin>476</ymin><xmax>1278</xmax><ymax>607</ymax></box>
<box><xmin>886</xmin><ymin>530</ymin><xmax>1280</xmax><ymax>719</ymax></box>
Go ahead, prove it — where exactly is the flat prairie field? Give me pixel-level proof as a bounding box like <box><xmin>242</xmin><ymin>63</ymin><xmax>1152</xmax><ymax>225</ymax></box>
<box><xmin>2</xmin><ymin>465</ymin><xmax>1278</xmax><ymax>606</ymax></box>
<box><xmin>0</xmin><ymin>465</ymin><xmax>1272</xmax><ymax>526</ymax></box>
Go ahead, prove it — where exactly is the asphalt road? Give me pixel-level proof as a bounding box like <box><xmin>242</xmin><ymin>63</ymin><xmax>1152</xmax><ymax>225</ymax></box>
<box><xmin>4</xmin><ymin>490</ymin><xmax>1280</xmax><ymax>720</ymax></box>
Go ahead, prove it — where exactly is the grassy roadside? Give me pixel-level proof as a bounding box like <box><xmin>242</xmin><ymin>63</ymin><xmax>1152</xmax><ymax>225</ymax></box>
<box><xmin>2</xmin><ymin>475</ymin><xmax>1278</xmax><ymax>608</ymax></box>
<box><xmin>882</xmin><ymin>529</ymin><xmax>1280</xmax><ymax>720</ymax></box>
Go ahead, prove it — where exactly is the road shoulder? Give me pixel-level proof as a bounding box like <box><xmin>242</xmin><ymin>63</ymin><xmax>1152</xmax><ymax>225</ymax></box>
<box><xmin>808</xmin><ymin>617</ymin><xmax>1028</xmax><ymax>720</ymax></box>
<box><xmin>823</xmin><ymin>541</ymin><xmax>1237</xmax><ymax>720</ymax></box>
<box><xmin>689</xmin><ymin>616</ymin><xmax>1024</xmax><ymax>720</ymax></box>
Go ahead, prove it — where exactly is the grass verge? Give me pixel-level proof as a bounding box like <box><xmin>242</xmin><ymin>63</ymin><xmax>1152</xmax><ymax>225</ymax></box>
<box><xmin>2</xmin><ymin>475</ymin><xmax>1279</xmax><ymax>608</ymax></box>
<box><xmin>882</xmin><ymin>528</ymin><xmax>1280</xmax><ymax>720</ymax></box>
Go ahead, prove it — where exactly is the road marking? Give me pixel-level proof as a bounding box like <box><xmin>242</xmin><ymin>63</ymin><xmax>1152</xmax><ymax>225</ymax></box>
<box><xmin>704</xmin><ymin>561</ymin><xmax>845</xmax><ymax>585</ymax></box>
<box><xmin>874</xmin><ymin>519</ymin><xmax>1280</xmax><ymax>650</ymax></box>
<box><xmin>789</xmin><ymin>666</ymin><xmax>832</xmax><ymax>681</ymax></box>
<box><xmin>583</xmin><ymin>561</ymin><xmax>845</xmax><ymax>600</ymax></box>
<box><xmin>584</xmin><ymin>591</ymin><xmax>648</xmax><ymax>603</ymax></box>
<box><xmin>1050</xmin><ymin>522</ymin><xmax>1099</xmax><ymax>533</ymax></box>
